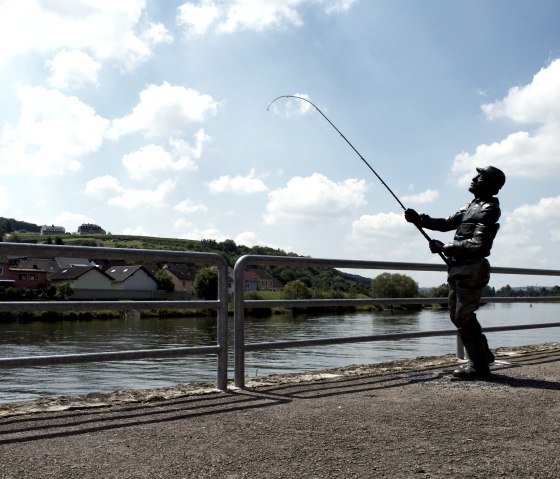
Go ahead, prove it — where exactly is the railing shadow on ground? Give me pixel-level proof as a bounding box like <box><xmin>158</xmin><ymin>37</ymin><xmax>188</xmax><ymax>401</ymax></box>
<box><xmin>0</xmin><ymin>347</ymin><xmax>558</xmax><ymax>446</ymax></box>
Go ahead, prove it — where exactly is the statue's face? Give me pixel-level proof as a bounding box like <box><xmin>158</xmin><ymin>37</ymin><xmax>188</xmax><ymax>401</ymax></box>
<box><xmin>468</xmin><ymin>172</ymin><xmax>492</xmax><ymax>197</ymax></box>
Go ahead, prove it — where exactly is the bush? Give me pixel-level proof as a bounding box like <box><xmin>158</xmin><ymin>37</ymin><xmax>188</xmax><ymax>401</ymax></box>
<box><xmin>371</xmin><ymin>272</ymin><xmax>419</xmax><ymax>298</ymax></box>
<box><xmin>193</xmin><ymin>268</ymin><xmax>218</xmax><ymax>300</ymax></box>
<box><xmin>281</xmin><ymin>280</ymin><xmax>312</xmax><ymax>299</ymax></box>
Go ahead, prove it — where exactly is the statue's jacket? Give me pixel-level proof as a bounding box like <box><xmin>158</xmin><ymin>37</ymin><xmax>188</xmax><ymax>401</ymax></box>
<box><xmin>418</xmin><ymin>197</ymin><xmax>501</xmax><ymax>282</ymax></box>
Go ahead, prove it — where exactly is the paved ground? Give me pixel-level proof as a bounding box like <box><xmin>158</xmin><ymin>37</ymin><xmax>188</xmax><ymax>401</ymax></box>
<box><xmin>1</xmin><ymin>344</ymin><xmax>559</xmax><ymax>479</ymax></box>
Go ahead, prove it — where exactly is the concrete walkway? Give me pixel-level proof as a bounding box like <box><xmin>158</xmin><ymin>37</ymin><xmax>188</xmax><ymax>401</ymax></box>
<box><xmin>1</xmin><ymin>345</ymin><xmax>559</xmax><ymax>479</ymax></box>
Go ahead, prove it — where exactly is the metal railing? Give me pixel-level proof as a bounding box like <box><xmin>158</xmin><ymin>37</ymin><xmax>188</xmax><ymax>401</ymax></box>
<box><xmin>2</xmin><ymin>243</ymin><xmax>560</xmax><ymax>394</ymax></box>
<box><xmin>0</xmin><ymin>242</ymin><xmax>230</xmax><ymax>391</ymax></box>
<box><xmin>233</xmin><ymin>255</ymin><xmax>560</xmax><ymax>388</ymax></box>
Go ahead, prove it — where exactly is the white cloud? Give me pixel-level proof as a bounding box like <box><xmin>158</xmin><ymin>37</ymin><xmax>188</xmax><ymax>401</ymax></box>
<box><xmin>109</xmin><ymin>180</ymin><xmax>175</xmax><ymax>209</ymax></box>
<box><xmin>491</xmin><ymin>195</ymin><xmax>560</xmax><ymax>267</ymax></box>
<box><xmin>176</xmin><ymin>0</ymin><xmax>358</xmax><ymax>35</ymax></box>
<box><xmin>174</xmin><ymin>199</ymin><xmax>208</xmax><ymax>214</ymax></box>
<box><xmin>84</xmin><ymin>175</ymin><xmax>121</xmax><ymax>197</ymax></box>
<box><xmin>178</xmin><ymin>225</ymin><xmax>228</xmax><ymax>242</ymax></box>
<box><xmin>207</xmin><ymin>168</ymin><xmax>269</xmax><ymax>194</ymax></box>
<box><xmin>0</xmin><ymin>85</ymin><xmax>108</xmax><ymax>176</ymax></box>
<box><xmin>122</xmin><ymin>144</ymin><xmax>177</xmax><ymax>180</ymax></box>
<box><xmin>0</xmin><ymin>186</ymin><xmax>8</xmax><ymax>215</ymax></box>
<box><xmin>109</xmin><ymin>82</ymin><xmax>219</xmax><ymax>139</ymax></box>
<box><xmin>0</xmin><ymin>0</ymin><xmax>171</xmax><ymax>70</ymax></box>
<box><xmin>505</xmin><ymin>195</ymin><xmax>560</xmax><ymax>227</ymax></box>
<box><xmin>452</xmin><ymin>59</ymin><xmax>560</xmax><ymax>184</ymax></box>
<box><xmin>169</xmin><ymin>129</ymin><xmax>212</xmax><ymax>166</ymax></box>
<box><xmin>217</xmin><ymin>0</ymin><xmax>304</xmax><ymax>33</ymax></box>
<box><xmin>452</xmin><ymin>125</ymin><xmax>560</xmax><ymax>185</ymax></box>
<box><xmin>177</xmin><ymin>2</ymin><xmax>222</xmax><ymax>35</ymax></box>
<box><xmin>401</xmin><ymin>189</ymin><xmax>439</xmax><ymax>204</ymax></box>
<box><xmin>143</xmin><ymin>22</ymin><xmax>174</xmax><ymax>46</ymax></box>
<box><xmin>235</xmin><ymin>230</ymin><xmax>260</xmax><ymax>247</ymax></box>
<box><xmin>85</xmin><ymin>176</ymin><xmax>175</xmax><ymax>209</ymax></box>
<box><xmin>121</xmin><ymin>131</ymin><xmax>210</xmax><ymax>180</ymax></box>
<box><xmin>350</xmin><ymin>212</ymin><xmax>409</xmax><ymax>242</ymax></box>
<box><xmin>321</xmin><ymin>0</ymin><xmax>358</xmax><ymax>14</ymax></box>
<box><xmin>346</xmin><ymin>211</ymin><xmax>437</xmax><ymax>262</ymax></box>
<box><xmin>264</xmin><ymin>173</ymin><xmax>367</xmax><ymax>224</ymax></box>
<box><xmin>482</xmin><ymin>59</ymin><xmax>560</xmax><ymax>124</ymax></box>
<box><xmin>47</xmin><ymin>50</ymin><xmax>102</xmax><ymax>90</ymax></box>
<box><xmin>121</xmin><ymin>226</ymin><xmax>153</xmax><ymax>236</ymax></box>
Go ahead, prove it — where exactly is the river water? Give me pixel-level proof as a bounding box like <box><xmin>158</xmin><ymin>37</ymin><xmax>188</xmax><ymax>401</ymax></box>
<box><xmin>0</xmin><ymin>303</ymin><xmax>558</xmax><ymax>403</ymax></box>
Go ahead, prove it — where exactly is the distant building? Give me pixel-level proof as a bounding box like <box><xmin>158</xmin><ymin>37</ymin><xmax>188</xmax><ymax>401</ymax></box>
<box><xmin>243</xmin><ymin>267</ymin><xmax>284</xmax><ymax>292</ymax></box>
<box><xmin>163</xmin><ymin>263</ymin><xmax>198</xmax><ymax>296</ymax></box>
<box><xmin>77</xmin><ymin>223</ymin><xmax>106</xmax><ymax>235</ymax></box>
<box><xmin>40</xmin><ymin>225</ymin><xmax>66</xmax><ymax>235</ymax></box>
<box><xmin>48</xmin><ymin>265</ymin><xmax>114</xmax><ymax>298</ymax></box>
<box><xmin>105</xmin><ymin>265</ymin><xmax>158</xmax><ymax>291</ymax></box>
<box><xmin>0</xmin><ymin>256</ymin><xmax>49</xmax><ymax>289</ymax></box>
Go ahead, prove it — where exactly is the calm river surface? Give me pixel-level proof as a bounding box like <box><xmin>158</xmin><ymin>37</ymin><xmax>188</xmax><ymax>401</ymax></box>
<box><xmin>0</xmin><ymin>303</ymin><xmax>558</xmax><ymax>403</ymax></box>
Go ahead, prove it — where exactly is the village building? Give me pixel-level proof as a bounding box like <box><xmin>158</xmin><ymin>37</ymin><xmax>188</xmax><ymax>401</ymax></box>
<box><xmin>243</xmin><ymin>267</ymin><xmax>284</xmax><ymax>292</ymax></box>
<box><xmin>105</xmin><ymin>265</ymin><xmax>158</xmax><ymax>292</ymax></box>
<box><xmin>163</xmin><ymin>263</ymin><xmax>198</xmax><ymax>298</ymax></box>
<box><xmin>40</xmin><ymin>225</ymin><xmax>66</xmax><ymax>235</ymax></box>
<box><xmin>0</xmin><ymin>256</ymin><xmax>49</xmax><ymax>289</ymax></box>
<box><xmin>48</xmin><ymin>265</ymin><xmax>114</xmax><ymax>299</ymax></box>
<box><xmin>77</xmin><ymin>223</ymin><xmax>106</xmax><ymax>235</ymax></box>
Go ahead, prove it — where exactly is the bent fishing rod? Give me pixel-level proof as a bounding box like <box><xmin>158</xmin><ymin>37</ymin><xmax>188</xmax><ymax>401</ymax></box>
<box><xmin>267</xmin><ymin>95</ymin><xmax>449</xmax><ymax>266</ymax></box>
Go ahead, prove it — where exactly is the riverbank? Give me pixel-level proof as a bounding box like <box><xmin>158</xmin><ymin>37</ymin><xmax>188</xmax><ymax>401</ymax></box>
<box><xmin>1</xmin><ymin>342</ymin><xmax>557</xmax><ymax>418</ymax></box>
<box><xmin>1</xmin><ymin>342</ymin><xmax>559</xmax><ymax>478</ymax></box>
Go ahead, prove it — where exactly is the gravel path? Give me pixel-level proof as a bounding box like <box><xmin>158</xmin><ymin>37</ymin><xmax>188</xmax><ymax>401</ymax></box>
<box><xmin>1</xmin><ymin>344</ymin><xmax>559</xmax><ymax>478</ymax></box>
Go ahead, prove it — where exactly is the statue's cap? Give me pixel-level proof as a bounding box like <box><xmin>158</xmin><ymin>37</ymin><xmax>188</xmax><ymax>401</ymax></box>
<box><xmin>476</xmin><ymin>166</ymin><xmax>506</xmax><ymax>191</ymax></box>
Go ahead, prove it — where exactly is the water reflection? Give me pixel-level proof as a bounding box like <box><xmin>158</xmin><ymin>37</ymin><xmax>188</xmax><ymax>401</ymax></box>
<box><xmin>0</xmin><ymin>303</ymin><xmax>558</xmax><ymax>402</ymax></box>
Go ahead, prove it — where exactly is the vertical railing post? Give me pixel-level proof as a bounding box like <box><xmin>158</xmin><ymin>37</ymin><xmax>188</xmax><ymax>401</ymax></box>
<box><xmin>216</xmin><ymin>259</ymin><xmax>229</xmax><ymax>391</ymax></box>
<box><xmin>456</xmin><ymin>334</ymin><xmax>465</xmax><ymax>360</ymax></box>
<box><xmin>233</xmin><ymin>256</ymin><xmax>247</xmax><ymax>388</ymax></box>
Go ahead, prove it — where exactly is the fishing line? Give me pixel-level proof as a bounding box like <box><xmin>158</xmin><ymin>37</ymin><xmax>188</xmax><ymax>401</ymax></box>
<box><xmin>267</xmin><ymin>95</ymin><xmax>449</xmax><ymax>265</ymax></box>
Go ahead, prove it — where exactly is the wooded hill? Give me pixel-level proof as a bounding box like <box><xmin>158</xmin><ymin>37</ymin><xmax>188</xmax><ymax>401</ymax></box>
<box><xmin>1</xmin><ymin>218</ymin><xmax>372</xmax><ymax>296</ymax></box>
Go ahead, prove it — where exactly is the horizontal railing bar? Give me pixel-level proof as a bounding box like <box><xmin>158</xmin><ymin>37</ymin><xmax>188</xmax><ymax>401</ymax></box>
<box><xmin>243</xmin><ymin>297</ymin><xmax>560</xmax><ymax>308</ymax></box>
<box><xmin>0</xmin><ymin>300</ymin><xmax>222</xmax><ymax>312</ymax></box>
<box><xmin>482</xmin><ymin>322</ymin><xmax>560</xmax><ymax>333</ymax></box>
<box><xmin>0</xmin><ymin>345</ymin><xmax>221</xmax><ymax>368</ymax></box>
<box><xmin>0</xmin><ymin>297</ymin><xmax>555</xmax><ymax>313</ymax></box>
<box><xmin>0</xmin><ymin>242</ymin><xmax>225</xmax><ymax>263</ymax></box>
<box><xmin>238</xmin><ymin>255</ymin><xmax>449</xmax><ymax>272</ymax></box>
<box><xmin>244</xmin><ymin>329</ymin><xmax>459</xmax><ymax>351</ymax></box>
<box><xmin>242</xmin><ymin>322</ymin><xmax>560</xmax><ymax>352</ymax></box>
<box><xmin>235</xmin><ymin>254</ymin><xmax>560</xmax><ymax>276</ymax></box>
<box><xmin>481</xmin><ymin>297</ymin><xmax>560</xmax><ymax>303</ymax></box>
<box><xmin>244</xmin><ymin>298</ymin><xmax>447</xmax><ymax>307</ymax></box>
<box><xmin>491</xmin><ymin>266</ymin><xmax>560</xmax><ymax>276</ymax></box>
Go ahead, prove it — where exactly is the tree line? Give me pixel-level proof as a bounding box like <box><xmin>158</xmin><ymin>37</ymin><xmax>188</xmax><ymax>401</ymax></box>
<box><xmin>4</xmin><ymin>219</ymin><xmax>559</xmax><ymax>301</ymax></box>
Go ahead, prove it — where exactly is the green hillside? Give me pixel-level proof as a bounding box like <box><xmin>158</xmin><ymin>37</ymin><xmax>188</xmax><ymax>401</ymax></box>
<box><xmin>1</xmin><ymin>219</ymin><xmax>372</xmax><ymax>296</ymax></box>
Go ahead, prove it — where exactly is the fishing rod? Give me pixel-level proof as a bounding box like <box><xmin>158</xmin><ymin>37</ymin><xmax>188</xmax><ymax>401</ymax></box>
<box><xmin>267</xmin><ymin>95</ymin><xmax>449</xmax><ymax>266</ymax></box>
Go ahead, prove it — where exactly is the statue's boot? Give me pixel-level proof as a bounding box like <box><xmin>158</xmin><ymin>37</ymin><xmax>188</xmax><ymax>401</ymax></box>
<box><xmin>453</xmin><ymin>337</ymin><xmax>491</xmax><ymax>380</ymax></box>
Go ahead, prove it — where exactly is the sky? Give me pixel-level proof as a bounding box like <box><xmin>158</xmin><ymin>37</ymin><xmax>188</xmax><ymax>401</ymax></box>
<box><xmin>1</xmin><ymin>0</ymin><xmax>560</xmax><ymax>288</ymax></box>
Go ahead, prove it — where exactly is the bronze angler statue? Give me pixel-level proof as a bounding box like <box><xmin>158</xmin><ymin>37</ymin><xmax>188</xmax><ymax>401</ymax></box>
<box><xmin>405</xmin><ymin>166</ymin><xmax>506</xmax><ymax>380</ymax></box>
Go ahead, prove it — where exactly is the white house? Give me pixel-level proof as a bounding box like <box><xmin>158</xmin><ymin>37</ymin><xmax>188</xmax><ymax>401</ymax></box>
<box><xmin>105</xmin><ymin>265</ymin><xmax>158</xmax><ymax>291</ymax></box>
<box><xmin>48</xmin><ymin>265</ymin><xmax>114</xmax><ymax>295</ymax></box>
